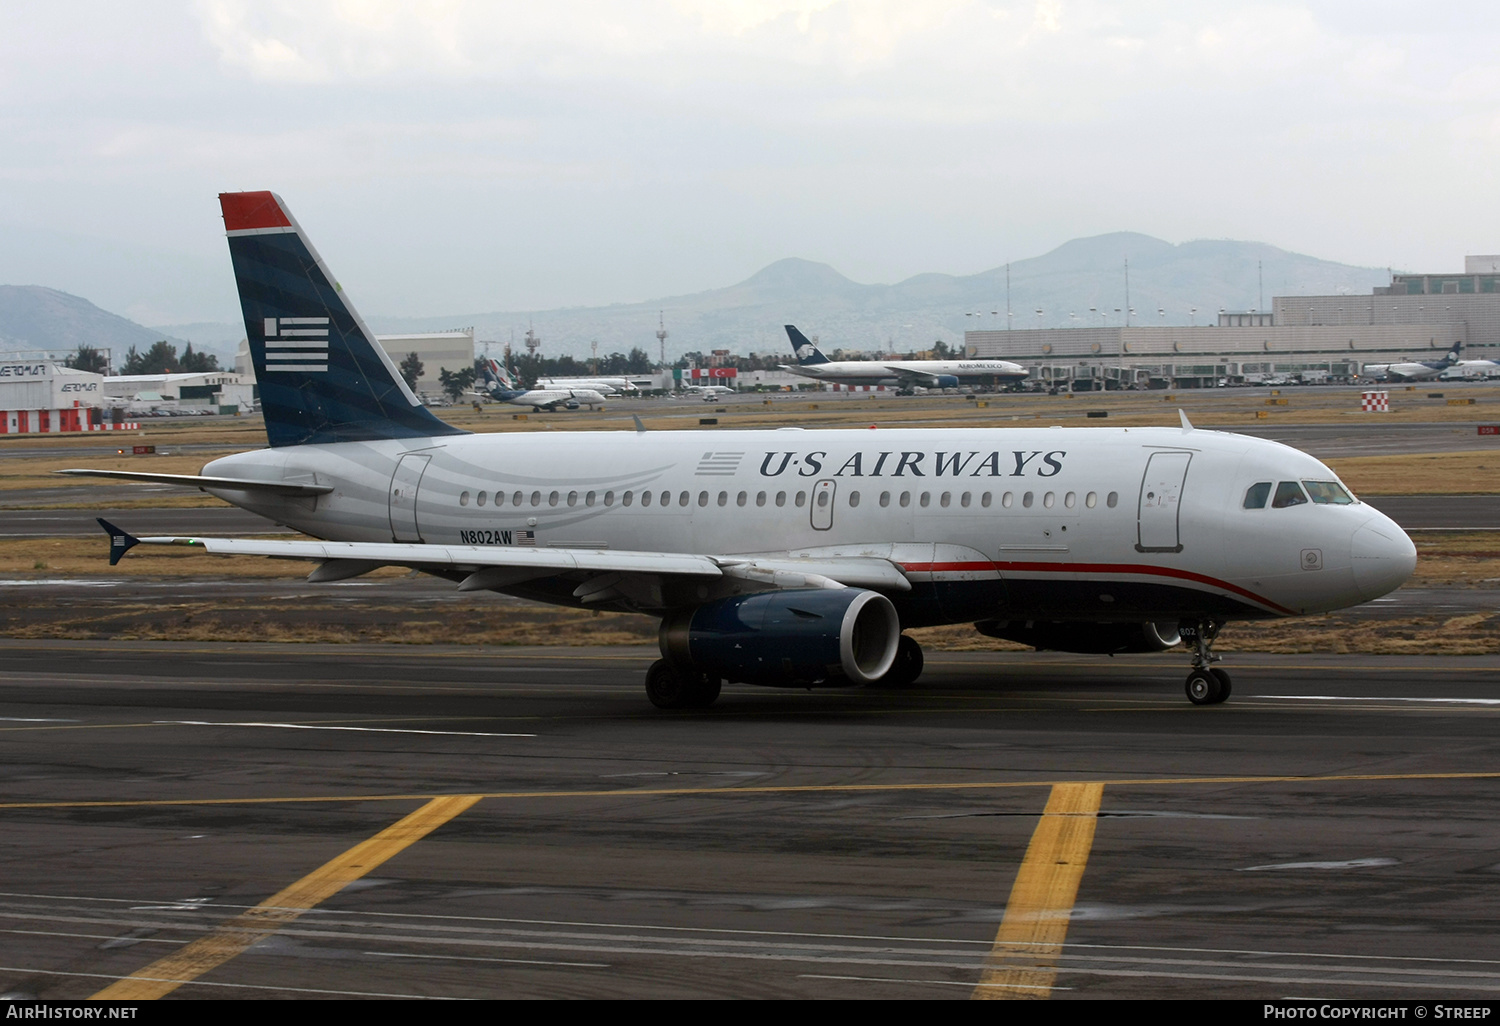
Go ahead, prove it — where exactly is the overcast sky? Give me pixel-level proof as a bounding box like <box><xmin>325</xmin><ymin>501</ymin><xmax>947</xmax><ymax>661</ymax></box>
<box><xmin>1</xmin><ymin>1</ymin><xmax>1497</xmax><ymax>325</ymax></box>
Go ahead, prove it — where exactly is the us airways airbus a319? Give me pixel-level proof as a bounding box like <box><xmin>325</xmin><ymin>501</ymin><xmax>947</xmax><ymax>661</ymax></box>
<box><xmin>65</xmin><ymin>192</ymin><xmax>1417</xmax><ymax>710</ymax></box>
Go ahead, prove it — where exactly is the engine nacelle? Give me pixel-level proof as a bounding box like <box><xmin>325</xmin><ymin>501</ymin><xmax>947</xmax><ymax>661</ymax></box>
<box><xmin>933</xmin><ymin>374</ymin><xmax>960</xmax><ymax>388</ymax></box>
<box><xmin>661</xmin><ymin>588</ymin><xmax>901</xmax><ymax>685</ymax></box>
<box><xmin>973</xmin><ymin>619</ymin><xmax>1182</xmax><ymax>654</ymax></box>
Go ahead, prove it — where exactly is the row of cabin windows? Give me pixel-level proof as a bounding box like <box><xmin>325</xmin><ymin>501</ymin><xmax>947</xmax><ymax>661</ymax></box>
<box><xmin>1242</xmin><ymin>479</ymin><xmax>1357</xmax><ymax>509</ymax></box>
<box><xmin>455</xmin><ymin>488</ymin><xmax>1123</xmax><ymax>511</ymax></box>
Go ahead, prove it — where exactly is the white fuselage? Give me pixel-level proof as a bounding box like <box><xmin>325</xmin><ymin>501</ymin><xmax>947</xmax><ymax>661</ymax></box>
<box><xmin>1365</xmin><ymin>360</ymin><xmax>1452</xmax><ymax>382</ymax></box>
<box><xmin>200</xmin><ymin>424</ymin><xmax>1415</xmax><ymax>622</ymax></box>
<box><xmin>500</xmin><ymin>387</ymin><xmax>608</xmax><ymax>410</ymax></box>
<box><xmin>785</xmin><ymin>359</ymin><xmax>1027</xmax><ymax>386</ymax></box>
<box><xmin>537</xmin><ymin>377</ymin><xmax>644</xmax><ymax>395</ymax></box>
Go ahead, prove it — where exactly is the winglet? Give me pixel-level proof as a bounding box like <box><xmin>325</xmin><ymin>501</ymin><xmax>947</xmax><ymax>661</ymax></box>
<box><xmin>1178</xmin><ymin>409</ymin><xmax>1194</xmax><ymax>432</ymax></box>
<box><xmin>97</xmin><ymin>518</ymin><xmax>139</xmax><ymax>566</ymax></box>
<box><xmin>632</xmin><ymin>414</ymin><xmax>647</xmax><ymax>435</ymax></box>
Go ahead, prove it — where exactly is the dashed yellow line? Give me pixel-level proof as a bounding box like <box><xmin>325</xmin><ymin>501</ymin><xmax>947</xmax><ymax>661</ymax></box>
<box><xmin>973</xmin><ymin>783</ymin><xmax>1103</xmax><ymax>1000</ymax></box>
<box><xmin>90</xmin><ymin>795</ymin><xmax>481</xmax><ymax>1000</ymax></box>
<box><xmin>5</xmin><ymin>769</ymin><xmax>1499</xmax><ymax>812</ymax></box>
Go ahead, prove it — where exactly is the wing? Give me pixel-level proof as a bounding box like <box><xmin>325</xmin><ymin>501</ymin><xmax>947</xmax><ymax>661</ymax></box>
<box><xmin>95</xmin><ymin>520</ymin><xmax>912</xmax><ymax>611</ymax></box>
<box><xmin>883</xmin><ymin>366</ymin><xmax>942</xmax><ymax>387</ymax></box>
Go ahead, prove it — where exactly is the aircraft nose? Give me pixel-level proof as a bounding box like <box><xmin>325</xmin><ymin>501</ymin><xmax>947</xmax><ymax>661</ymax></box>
<box><xmin>1351</xmin><ymin>516</ymin><xmax>1418</xmax><ymax>601</ymax></box>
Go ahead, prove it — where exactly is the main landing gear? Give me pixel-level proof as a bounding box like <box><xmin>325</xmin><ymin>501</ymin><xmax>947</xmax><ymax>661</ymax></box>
<box><xmin>871</xmin><ymin>635</ymin><xmax>924</xmax><ymax>689</ymax></box>
<box><xmin>645</xmin><ymin>659</ymin><xmax>722</xmax><ymax>710</ymax></box>
<box><xmin>1180</xmin><ymin>620</ymin><xmax>1231</xmax><ymax>706</ymax></box>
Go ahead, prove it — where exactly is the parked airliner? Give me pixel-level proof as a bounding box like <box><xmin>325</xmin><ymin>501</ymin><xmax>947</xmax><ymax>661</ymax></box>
<box><xmin>65</xmin><ymin>192</ymin><xmax>1417</xmax><ymax>710</ymax></box>
<box><xmin>474</xmin><ymin>358</ymin><xmax>608</xmax><ymax>411</ymax></box>
<box><xmin>781</xmin><ymin>325</ymin><xmax>1028</xmax><ymax>391</ymax></box>
<box><xmin>1364</xmin><ymin>342</ymin><xmax>1464</xmax><ymax>382</ymax></box>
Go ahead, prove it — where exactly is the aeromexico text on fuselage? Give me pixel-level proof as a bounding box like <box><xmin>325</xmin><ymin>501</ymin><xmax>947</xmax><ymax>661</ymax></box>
<box><xmin>757</xmin><ymin>448</ymin><xmax>1065</xmax><ymax>478</ymax></box>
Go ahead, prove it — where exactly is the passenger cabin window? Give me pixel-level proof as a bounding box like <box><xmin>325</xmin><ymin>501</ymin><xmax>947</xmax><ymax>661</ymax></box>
<box><xmin>1243</xmin><ymin>482</ymin><xmax>1272</xmax><ymax>509</ymax></box>
<box><xmin>1303</xmin><ymin>480</ymin><xmax>1356</xmax><ymax>505</ymax></box>
<box><xmin>1272</xmin><ymin>481</ymin><xmax>1308</xmax><ymax>508</ymax></box>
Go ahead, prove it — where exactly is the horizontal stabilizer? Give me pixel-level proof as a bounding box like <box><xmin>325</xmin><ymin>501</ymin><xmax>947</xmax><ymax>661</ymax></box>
<box><xmin>57</xmin><ymin>469</ymin><xmax>333</xmax><ymax>496</ymax></box>
<box><xmin>96</xmin><ymin>518</ymin><xmax>139</xmax><ymax>566</ymax></box>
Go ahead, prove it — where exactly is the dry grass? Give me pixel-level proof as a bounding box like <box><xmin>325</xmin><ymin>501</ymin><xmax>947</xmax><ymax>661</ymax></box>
<box><xmin>1329</xmin><ymin>452</ymin><xmax>1500</xmax><ymax>496</ymax></box>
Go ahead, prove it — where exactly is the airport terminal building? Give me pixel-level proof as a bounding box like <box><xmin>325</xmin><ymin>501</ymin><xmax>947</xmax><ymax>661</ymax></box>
<box><xmin>966</xmin><ymin>255</ymin><xmax>1500</xmax><ymax>389</ymax></box>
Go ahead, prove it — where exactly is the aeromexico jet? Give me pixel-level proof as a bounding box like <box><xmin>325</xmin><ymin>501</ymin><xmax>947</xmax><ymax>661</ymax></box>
<box><xmin>65</xmin><ymin>192</ymin><xmax>1417</xmax><ymax>709</ymax></box>
<box><xmin>781</xmin><ymin>325</ymin><xmax>1029</xmax><ymax>391</ymax></box>
<box><xmin>475</xmin><ymin>358</ymin><xmax>608</xmax><ymax>411</ymax></box>
<box><xmin>1364</xmin><ymin>342</ymin><xmax>1463</xmax><ymax>382</ymax></box>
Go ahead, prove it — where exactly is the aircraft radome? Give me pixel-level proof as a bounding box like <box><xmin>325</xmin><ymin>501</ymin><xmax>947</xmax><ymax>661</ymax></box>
<box><xmin>64</xmin><ymin>191</ymin><xmax>1418</xmax><ymax>709</ymax></box>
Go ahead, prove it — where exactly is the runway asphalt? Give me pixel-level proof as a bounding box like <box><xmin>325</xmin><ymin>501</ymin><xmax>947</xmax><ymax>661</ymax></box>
<box><xmin>1</xmin><ymin>641</ymin><xmax>1499</xmax><ymax>1000</ymax></box>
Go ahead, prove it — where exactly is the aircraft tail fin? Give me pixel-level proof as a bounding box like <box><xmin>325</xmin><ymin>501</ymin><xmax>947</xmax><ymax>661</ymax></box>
<box><xmin>219</xmin><ymin>191</ymin><xmax>468</xmax><ymax>447</ymax></box>
<box><xmin>479</xmin><ymin>358</ymin><xmax>510</xmax><ymax>393</ymax></box>
<box><xmin>785</xmin><ymin>325</ymin><xmax>830</xmax><ymax>365</ymax></box>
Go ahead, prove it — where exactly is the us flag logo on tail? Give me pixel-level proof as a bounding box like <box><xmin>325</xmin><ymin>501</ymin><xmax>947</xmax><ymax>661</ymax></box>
<box><xmin>263</xmin><ymin>317</ymin><xmax>329</xmax><ymax>373</ymax></box>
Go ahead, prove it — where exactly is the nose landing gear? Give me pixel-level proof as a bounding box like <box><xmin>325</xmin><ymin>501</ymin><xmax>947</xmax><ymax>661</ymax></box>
<box><xmin>1180</xmin><ymin>620</ymin><xmax>1231</xmax><ymax>705</ymax></box>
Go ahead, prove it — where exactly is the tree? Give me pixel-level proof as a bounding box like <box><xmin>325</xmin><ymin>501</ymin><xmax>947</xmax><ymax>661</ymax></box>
<box><xmin>399</xmin><ymin>351</ymin><xmax>424</xmax><ymax>390</ymax></box>
<box><xmin>120</xmin><ymin>340</ymin><xmax>182</xmax><ymax>374</ymax></box>
<box><xmin>120</xmin><ymin>340</ymin><xmax>182</xmax><ymax>376</ymax></box>
<box><xmin>64</xmin><ymin>345</ymin><xmax>109</xmax><ymax>375</ymax></box>
<box><xmin>438</xmin><ymin>365</ymin><xmax>476</xmax><ymax>401</ymax></box>
<box><xmin>178</xmin><ymin>343</ymin><xmax>219</xmax><ymax>372</ymax></box>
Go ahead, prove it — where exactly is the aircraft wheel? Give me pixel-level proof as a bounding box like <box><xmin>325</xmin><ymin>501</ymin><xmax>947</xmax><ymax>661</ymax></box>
<box><xmin>1209</xmin><ymin>668</ymin><xmax>1232</xmax><ymax>703</ymax></box>
<box><xmin>1184</xmin><ymin>670</ymin><xmax>1222</xmax><ymax>706</ymax></box>
<box><xmin>689</xmin><ymin>675</ymin><xmax>722</xmax><ymax>709</ymax></box>
<box><xmin>645</xmin><ymin>659</ymin><xmax>695</xmax><ymax>710</ymax></box>
<box><xmin>875</xmin><ymin>635</ymin><xmax>924</xmax><ymax>688</ymax></box>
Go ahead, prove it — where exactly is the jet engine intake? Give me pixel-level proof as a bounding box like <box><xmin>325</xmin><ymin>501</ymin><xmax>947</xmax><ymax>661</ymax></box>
<box><xmin>974</xmin><ymin>619</ymin><xmax>1182</xmax><ymax>653</ymax></box>
<box><xmin>660</xmin><ymin>588</ymin><xmax>900</xmax><ymax>685</ymax></box>
<box><xmin>934</xmin><ymin>374</ymin><xmax>960</xmax><ymax>388</ymax></box>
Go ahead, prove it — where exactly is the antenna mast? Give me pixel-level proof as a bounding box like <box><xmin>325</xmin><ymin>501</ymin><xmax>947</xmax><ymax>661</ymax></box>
<box><xmin>655</xmin><ymin>311</ymin><xmax>668</xmax><ymax>368</ymax></box>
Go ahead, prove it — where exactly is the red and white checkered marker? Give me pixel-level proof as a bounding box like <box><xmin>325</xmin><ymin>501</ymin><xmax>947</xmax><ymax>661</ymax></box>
<box><xmin>1361</xmin><ymin>390</ymin><xmax>1389</xmax><ymax>412</ymax></box>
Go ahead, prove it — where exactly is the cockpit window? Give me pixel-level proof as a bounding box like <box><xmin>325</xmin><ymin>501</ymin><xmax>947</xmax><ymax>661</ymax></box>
<box><xmin>1272</xmin><ymin>481</ymin><xmax>1308</xmax><ymax>508</ymax></box>
<box><xmin>1303</xmin><ymin>480</ymin><xmax>1356</xmax><ymax>505</ymax></box>
<box><xmin>1243</xmin><ymin>482</ymin><xmax>1271</xmax><ymax>509</ymax></box>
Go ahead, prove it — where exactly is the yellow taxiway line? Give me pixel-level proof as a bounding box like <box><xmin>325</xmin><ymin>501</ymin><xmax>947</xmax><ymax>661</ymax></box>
<box><xmin>973</xmin><ymin>783</ymin><xmax>1103</xmax><ymax>1000</ymax></box>
<box><xmin>90</xmin><ymin>795</ymin><xmax>480</xmax><ymax>1000</ymax></box>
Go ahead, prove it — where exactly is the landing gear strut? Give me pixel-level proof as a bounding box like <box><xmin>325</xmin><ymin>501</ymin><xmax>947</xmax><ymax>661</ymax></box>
<box><xmin>1180</xmin><ymin>620</ymin><xmax>1231</xmax><ymax>705</ymax></box>
<box><xmin>645</xmin><ymin>659</ymin><xmax>722</xmax><ymax>710</ymax></box>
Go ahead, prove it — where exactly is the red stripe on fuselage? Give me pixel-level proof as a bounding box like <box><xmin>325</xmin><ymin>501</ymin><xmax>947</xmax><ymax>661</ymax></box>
<box><xmin>898</xmin><ymin>560</ymin><xmax>1294</xmax><ymax>616</ymax></box>
<box><xmin>219</xmin><ymin>191</ymin><xmax>291</xmax><ymax>231</ymax></box>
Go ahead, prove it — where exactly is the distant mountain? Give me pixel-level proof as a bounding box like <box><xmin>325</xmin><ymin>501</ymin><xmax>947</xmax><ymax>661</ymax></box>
<box><xmin>1</xmin><ymin>234</ymin><xmax>1394</xmax><ymax>366</ymax></box>
<box><xmin>368</xmin><ymin>233</ymin><xmax>1392</xmax><ymax>360</ymax></box>
<box><xmin>0</xmin><ymin>286</ymin><xmax>179</xmax><ymax>357</ymax></box>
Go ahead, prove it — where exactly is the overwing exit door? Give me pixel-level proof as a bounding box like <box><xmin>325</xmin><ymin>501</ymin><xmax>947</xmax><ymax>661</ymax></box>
<box><xmin>389</xmin><ymin>453</ymin><xmax>431</xmax><ymax>542</ymax></box>
<box><xmin>1136</xmin><ymin>450</ymin><xmax>1191</xmax><ymax>552</ymax></box>
<box><xmin>810</xmin><ymin>479</ymin><xmax>836</xmax><ymax>530</ymax></box>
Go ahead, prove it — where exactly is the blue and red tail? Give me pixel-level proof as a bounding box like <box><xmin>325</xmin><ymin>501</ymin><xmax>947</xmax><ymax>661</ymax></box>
<box><xmin>220</xmin><ymin>191</ymin><xmax>467</xmax><ymax>447</ymax></box>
